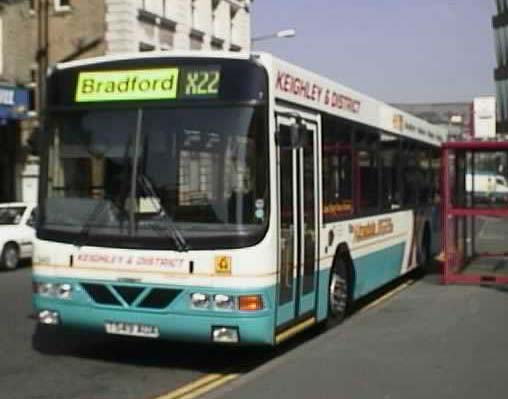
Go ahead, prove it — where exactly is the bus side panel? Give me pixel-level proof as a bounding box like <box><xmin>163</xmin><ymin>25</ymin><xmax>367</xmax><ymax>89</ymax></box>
<box><xmin>351</xmin><ymin>242</ymin><xmax>406</xmax><ymax>299</ymax></box>
<box><xmin>316</xmin><ymin>267</ymin><xmax>332</xmax><ymax>322</ymax></box>
<box><xmin>318</xmin><ymin>211</ymin><xmax>415</xmax><ymax>308</ymax></box>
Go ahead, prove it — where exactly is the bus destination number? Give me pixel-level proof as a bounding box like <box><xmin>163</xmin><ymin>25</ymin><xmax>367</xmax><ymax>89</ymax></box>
<box><xmin>182</xmin><ymin>68</ymin><xmax>220</xmax><ymax>98</ymax></box>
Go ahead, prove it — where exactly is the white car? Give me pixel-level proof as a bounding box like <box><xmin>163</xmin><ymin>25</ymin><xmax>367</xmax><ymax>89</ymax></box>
<box><xmin>0</xmin><ymin>203</ymin><xmax>37</xmax><ymax>270</ymax></box>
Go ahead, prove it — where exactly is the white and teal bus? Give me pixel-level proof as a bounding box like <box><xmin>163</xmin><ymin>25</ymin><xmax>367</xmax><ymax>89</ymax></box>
<box><xmin>33</xmin><ymin>52</ymin><xmax>445</xmax><ymax>345</ymax></box>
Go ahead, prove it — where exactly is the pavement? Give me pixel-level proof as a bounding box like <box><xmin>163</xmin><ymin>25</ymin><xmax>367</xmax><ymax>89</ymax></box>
<box><xmin>204</xmin><ymin>272</ymin><xmax>508</xmax><ymax>399</ymax></box>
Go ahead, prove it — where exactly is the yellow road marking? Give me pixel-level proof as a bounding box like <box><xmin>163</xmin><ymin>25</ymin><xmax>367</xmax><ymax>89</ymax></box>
<box><xmin>151</xmin><ymin>279</ymin><xmax>415</xmax><ymax>399</ymax></box>
<box><xmin>275</xmin><ymin>317</ymin><xmax>316</xmax><ymax>344</ymax></box>
<box><xmin>152</xmin><ymin>373</ymin><xmax>239</xmax><ymax>399</ymax></box>
<box><xmin>358</xmin><ymin>279</ymin><xmax>416</xmax><ymax>315</ymax></box>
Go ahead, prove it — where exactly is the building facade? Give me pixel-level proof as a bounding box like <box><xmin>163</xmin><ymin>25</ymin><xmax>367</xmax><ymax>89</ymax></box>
<box><xmin>493</xmin><ymin>0</ymin><xmax>508</xmax><ymax>132</ymax></box>
<box><xmin>393</xmin><ymin>102</ymin><xmax>472</xmax><ymax>139</ymax></box>
<box><xmin>0</xmin><ymin>0</ymin><xmax>252</xmax><ymax>203</ymax></box>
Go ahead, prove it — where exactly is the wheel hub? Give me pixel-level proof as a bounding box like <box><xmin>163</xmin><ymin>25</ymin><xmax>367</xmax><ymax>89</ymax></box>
<box><xmin>329</xmin><ymin>273</ymin><xmax>347</xmax><ymax>316</ymax></box>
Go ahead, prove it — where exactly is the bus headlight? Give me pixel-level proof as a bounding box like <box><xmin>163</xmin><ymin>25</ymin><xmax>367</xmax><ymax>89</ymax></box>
<box><xmin>35</xmin><ymin>282</ymin><xmax>54</xmax><ymax>297</ymax></box>
<box><xmin>33</xmin><ymin>282</ymin><xmax>73</xmax><ymax>300</ymax></box>
<box><xmin>213</xmin><ymin>294</ymin><xmax>236</xmax><ymax>311</ymax></box>
<box><xmin>191</xmin><ymin>293</ymin><xmax>210</xmax><ymax>309</ymax></box>
<box><xmin>56</xmin><ymin>284</ymin><xmax>73</xmax><ymax>299</ymax></box>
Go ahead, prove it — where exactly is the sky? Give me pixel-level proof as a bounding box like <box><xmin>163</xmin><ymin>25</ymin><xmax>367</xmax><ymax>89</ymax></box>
<box><xmin>251</xmin><ymin>0</ymin><xmax>496</xmax><ymax>104</ymax></box>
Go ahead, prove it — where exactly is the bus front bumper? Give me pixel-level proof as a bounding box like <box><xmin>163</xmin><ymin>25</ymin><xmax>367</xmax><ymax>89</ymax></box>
<box><xmin>32</xmin><ymin>279</ymin><xmax>276</xmax><ymax>346</ymax></box>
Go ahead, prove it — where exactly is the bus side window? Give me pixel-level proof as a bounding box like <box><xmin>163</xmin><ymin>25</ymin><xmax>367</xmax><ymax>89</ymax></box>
<box><xmin>355</xmin><ymin>128</ymin><xmax>379</xmax><ymax>213</ymax></box>
<box><xmin>321</xmin><ymin>116</ymin><xmax>353</xmax><ymax>222</ymax></box>
<box><xmin>431</xmin><ymin>149</ymin><xmax>441</xmax><ymax>204</ymax></box>
<box><xmin>380</xmin><ymin>134</ymin><xmax>401</xmax><ymax>210</ymax></box>
<box><xmin>401</xmin><ymin>140</ymin><xmax>419</xmax><ymax>207</ymax></box>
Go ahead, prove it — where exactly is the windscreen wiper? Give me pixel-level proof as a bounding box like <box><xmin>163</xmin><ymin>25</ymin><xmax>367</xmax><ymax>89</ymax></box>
<box><xmin>76</xmin><ymin>200</ymin><xmax>111</xmax><ymax>247</ymax></box>
<box><xmin>137</xmin><ymin>173</ymin><xmax>190</xmax><ymax>252</ymax></box>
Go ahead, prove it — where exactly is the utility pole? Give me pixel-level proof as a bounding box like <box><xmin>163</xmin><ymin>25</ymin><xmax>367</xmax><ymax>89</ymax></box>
<box><xmin>36</xmin><ymin>0</ymin><xmax>49</xmax><ymax>129</ymax></box>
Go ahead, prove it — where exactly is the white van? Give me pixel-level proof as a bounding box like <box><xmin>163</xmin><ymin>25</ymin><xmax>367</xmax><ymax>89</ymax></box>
<box><xmin>465</xmin><ymin>173</ymin><xmax>508</xmax><ymax>202</ymax></box>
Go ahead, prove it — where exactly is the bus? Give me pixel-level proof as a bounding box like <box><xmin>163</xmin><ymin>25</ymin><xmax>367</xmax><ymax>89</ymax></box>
<box><xmin>32</xmin><ymin>52</ymin><xmax>446</xmax><ymax>345</ymax></box>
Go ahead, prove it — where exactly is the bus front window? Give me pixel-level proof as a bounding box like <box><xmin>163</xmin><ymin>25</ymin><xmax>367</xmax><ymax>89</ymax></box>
<box><xmin>42</xmin><ymin>106</ymin><xmax>269</xmax><ymax>250</ymax></box>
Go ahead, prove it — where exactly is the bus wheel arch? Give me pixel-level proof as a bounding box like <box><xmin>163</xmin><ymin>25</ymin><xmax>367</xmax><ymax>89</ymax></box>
<box><xmin>327</xmin><ymin>243</ymin><xmax>355</xmax><ymax>324</ymax></box>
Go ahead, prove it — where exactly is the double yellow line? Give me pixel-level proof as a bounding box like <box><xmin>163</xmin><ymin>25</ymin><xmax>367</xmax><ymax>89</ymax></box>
<box><xmin>153</xmin><ymin>373</ymin><xmax>240</xmax><ymax>399</ymax></box>
<box><xmin>358</xmin><ymin>279</ymin><xmax>416</xmax><ymax>314</ymax></box>
<box><xmin>153</xmin><ymin>278</ymin><xmax>416</xmax><ymax>399</ymax></box>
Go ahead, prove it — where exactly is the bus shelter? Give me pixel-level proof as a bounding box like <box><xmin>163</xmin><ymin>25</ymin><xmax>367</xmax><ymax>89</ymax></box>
<box><xmin>442</xmin><ymin>140</ymin><xmax>508</xmax><ymax>284</ymax></box>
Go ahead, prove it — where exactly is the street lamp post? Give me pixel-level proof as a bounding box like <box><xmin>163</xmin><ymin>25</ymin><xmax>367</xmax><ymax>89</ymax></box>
<box><xmin>251</xmin><ymin>28</ymin><xmax>296</xmax><ymax>44</ymax></box>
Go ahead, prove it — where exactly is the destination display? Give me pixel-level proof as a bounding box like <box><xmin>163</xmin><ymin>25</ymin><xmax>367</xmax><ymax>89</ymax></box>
<box><xmin>75</xmin><ymin>66</ymin><xmax>221</xmax><ymax>103</ymax></box>
<box><xmin>48</xmin><ymin>58</ymin><xmax>267</xmax><ymax>108</ymax></box>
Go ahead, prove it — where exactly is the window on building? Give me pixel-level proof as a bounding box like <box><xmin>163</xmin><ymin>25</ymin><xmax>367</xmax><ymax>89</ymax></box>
<box><xmin>29</xmin><ymin>0</ymin><xmax>35</xmax><ymax>12</ymax></box>
<box><xmin>211</xmin><ymin>37</ymin><xmax>223</xmax><ymax>51</ymax></box>
<box><xmin>140</xmin><ymin>0</ymin><xmax>164</xmax><ymax>16</ymax></box>
<box><xmin>54</xmin><ymin>0</ymin><xmax>71</xmax><ymax>12</ymax></box>
<box><xmin>159</xmin><ymin>27</ymin><xmax>174</xmax><ymax>49</ymax></box>
<box><xmin>322</xmin><ymin>115</ymin><xmax>353</xmax><ymax>222</ymax></box>
<box><xmin>139</xmin><ymin>42</ymin><xmax>155</xmax><ymax>52</ymax></box>
<box><xmin>190</xmin><ymin>31</ymin><xmax>203</xmax><ymax>50</ymax></box>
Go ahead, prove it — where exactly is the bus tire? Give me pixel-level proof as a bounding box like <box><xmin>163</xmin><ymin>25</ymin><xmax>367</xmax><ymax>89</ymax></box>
<box><xmin>328</xmin><ymin>255</ymin><xmax>350</xmax><ymax>325</ymax></box>
<box><xmin>1</xmin><ymin>242</ymin><xmax>20</xmax><ymax>271</ymax></box>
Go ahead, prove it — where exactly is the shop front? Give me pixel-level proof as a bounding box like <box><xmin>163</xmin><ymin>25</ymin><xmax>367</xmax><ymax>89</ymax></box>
<box><xmin>0</xmin><ymin>85</ymin><xmax>29</xmax><ymax>203</ymax></box>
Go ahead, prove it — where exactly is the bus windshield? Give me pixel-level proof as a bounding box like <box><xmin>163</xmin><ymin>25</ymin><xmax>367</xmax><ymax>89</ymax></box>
<box><xmin>41</xmin><ymin>105</ymin><xmax>269</xmax><ymax>250</ymax></box>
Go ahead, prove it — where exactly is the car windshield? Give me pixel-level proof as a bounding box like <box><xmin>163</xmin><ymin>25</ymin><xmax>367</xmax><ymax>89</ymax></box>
<box><xmin>41</xmin><ymin>106</ymin><xmax>269</xmax><ymax>249</ymax></box>
<box><xmin>0</xmin><ymin>207</ymin><xmax>26</xmax><ymax>225</ymax></box>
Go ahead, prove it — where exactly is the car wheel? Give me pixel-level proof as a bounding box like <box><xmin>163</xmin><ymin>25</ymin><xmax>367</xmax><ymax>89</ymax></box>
<box><xmin>1</xmin><ymin>243</ymin><xmax>20</xmax><ymax>270</ymax></box>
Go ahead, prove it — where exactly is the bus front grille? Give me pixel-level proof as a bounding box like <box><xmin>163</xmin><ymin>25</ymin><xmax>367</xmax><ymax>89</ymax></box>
<box><xmin>81</xmin><ymin>283</ymin><xmax>181</xmax><ymax>310</ymax></box>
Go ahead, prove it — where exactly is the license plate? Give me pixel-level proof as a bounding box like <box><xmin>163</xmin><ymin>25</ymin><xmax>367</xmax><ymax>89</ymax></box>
<box><xmin>105</xmin><ymin>321</ymin><xmax>160</xmax><ymax>338</ymax></box>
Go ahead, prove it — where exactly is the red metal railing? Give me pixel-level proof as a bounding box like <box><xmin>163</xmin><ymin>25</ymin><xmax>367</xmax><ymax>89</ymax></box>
<box><xmin>442</xmin><ymin>142</ymin><xmax>508</xmax><ymax>285</ymax></box>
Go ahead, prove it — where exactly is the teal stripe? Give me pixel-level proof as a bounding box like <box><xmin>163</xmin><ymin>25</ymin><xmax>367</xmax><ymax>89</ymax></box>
<box><xmin>352</xmin><ymin>242</ymin><xmax>406</xmax><ymax>299</ymax></box>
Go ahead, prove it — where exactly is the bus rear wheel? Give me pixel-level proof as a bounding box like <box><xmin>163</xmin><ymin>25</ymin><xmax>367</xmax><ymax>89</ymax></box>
<box><xmin>328</xmin><ymin>256</ymin><xmax>349</xmax><ymax>324</ymax></box>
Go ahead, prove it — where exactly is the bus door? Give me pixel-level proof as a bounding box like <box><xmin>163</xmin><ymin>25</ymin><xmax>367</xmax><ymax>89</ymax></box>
<box><xmin>276</xmin><ymin>115</ymin><xmax>319</xmax><ymax>327</ymax></box>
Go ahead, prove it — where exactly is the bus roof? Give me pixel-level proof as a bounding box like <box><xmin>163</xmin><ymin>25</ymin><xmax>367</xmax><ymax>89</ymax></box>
<box><xmin>55</xmin><ymin>51</ymin><xmax>447</xmax><ymax>146</ymax></box>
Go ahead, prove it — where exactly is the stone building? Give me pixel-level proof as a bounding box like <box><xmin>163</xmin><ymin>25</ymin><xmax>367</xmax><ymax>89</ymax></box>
<box><xmin>0</xmin><ymin>0</ymin><xmax>252</xmax><ymax>203</ymax></box>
